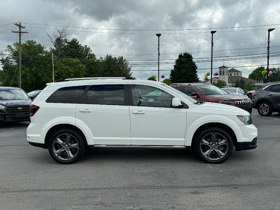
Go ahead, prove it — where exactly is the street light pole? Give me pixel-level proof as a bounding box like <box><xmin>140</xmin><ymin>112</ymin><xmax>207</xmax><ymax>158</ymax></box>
<box><xmin>267</xmin><ymin>28</ymin><xmax>275</xmax><ymax>82</ymax></box>
<box><xmin>210</xmin><ymin>31</ymin><xmax>216</xmax><ymax>84</ymax></box>
<box><xmin>156</xmin><ymin>33</ymin><xmax>161</xmax><ymax>81</ymax></box>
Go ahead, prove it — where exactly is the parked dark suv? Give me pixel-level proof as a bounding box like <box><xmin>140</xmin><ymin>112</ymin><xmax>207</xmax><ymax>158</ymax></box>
<box><xmin>0</xmin><ymin>87</ymin><xmax>31</xmax><ymax>123</ymax></box>
<box><xmin>252</xmin><ymin>82</ymin><xmax>280</xmax><ymax>116</ymax></box>
<box><xmin>171</xmin><ymin>83</ymin><xmax>253</xmax><ymax>113</ymax></box>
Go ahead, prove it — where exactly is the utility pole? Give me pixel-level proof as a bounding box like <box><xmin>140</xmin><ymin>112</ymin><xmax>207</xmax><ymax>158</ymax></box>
<box><xmin>267</xmin><ymin>28</ymin><xmax>275</xmax><ymax>82</ymax></box>
<box><xmin>52</xmin><ymin>53</ymin><xmax>55</xmax><ymax>82</ymax></box>
<box><xmin>156</xmin><ymin>33</ymin><xmax>161</xmax><ymax>81</ymax></box>
<box><xmin>210</xmin><ymin>31</ymin><xmax>216</xmax><ymax>84</ymax></box>
<box><xmin>12</xmin><ymin>22</ymin><xmax>28</xmax><ymax>88</ymax></box>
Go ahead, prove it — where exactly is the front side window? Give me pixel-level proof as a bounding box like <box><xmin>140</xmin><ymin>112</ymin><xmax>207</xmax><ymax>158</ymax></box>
<box><xmin>131</xmin><ymin>85</ymin><xmax>173</xmax><ymax>108</ymax></box>
<box><xmin>87</xmin><ymin>85</ymin><xmax>125</xmax><ymax>105</ymax></box>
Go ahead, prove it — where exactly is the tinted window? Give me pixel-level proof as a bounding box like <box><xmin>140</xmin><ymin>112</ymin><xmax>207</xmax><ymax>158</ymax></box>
<box><xmin>271</xmin><ymin>84</ymin><xmax>280</xmax><ymax>92</ymax></box>
<box><xmin>0</xmin><ymin>88</ymin><xmax>28</xmax><ymax>100</ymax></box>
<box><xmin>174</xmin><ymin>86</ymin><xmax>197</xmax><ymax>96</ymax></box>
<box><xmin>196</xmin><ymin>85</ymin><xmax>228</xmax><ymax>95</ymax></box>
<box><xmin>46</xmin><ymin>86</ymin><xmax>87</xmax><ymax>103</ymax></box>
<box><xmin>131</xmin><ymin>85</ymin><xmax>173</xmax><ymax>108</ymax></box>
<box><xmin>264</xmin><ymin>86</ymin><xmax>272</xmax><ymax>91</ymax></box>
<box><xmin>87</xmin><ymin>85</ymin><xmax>125</xmax><ymax>105</ymax></box>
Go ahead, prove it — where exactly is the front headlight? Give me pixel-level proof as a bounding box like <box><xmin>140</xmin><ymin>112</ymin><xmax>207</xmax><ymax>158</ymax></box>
<box><xmin>237</xmin><ymin>115</ymin><xmax>252</xmax><ymax>125</ymax></box>
<box><xmin>0</xmin><ymin>104</ymin><xmax>6</xmax><ymax>111</ymax></box>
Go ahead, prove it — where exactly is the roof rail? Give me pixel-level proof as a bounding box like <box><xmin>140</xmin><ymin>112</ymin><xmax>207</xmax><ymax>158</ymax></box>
<box><xmin>65</xmin><ymin>77</ymin><xmax>126</xmax><ymax>81</ymax></box>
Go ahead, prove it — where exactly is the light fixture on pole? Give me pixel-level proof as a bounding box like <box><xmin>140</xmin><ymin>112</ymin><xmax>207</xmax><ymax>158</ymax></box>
<box><xmin>156</xmin><ymin>33</ymin><xmax>161</xmax><ymax>81</ymax></box>
<box><xmin>267</xmin><ymin>28</ymin><xmax>275</xmax><ymax>82</ymax></box>
<box><xmin>210</xmin><ymin>31</ymin><xmax>216</xmax><ymax>84</ymax></box>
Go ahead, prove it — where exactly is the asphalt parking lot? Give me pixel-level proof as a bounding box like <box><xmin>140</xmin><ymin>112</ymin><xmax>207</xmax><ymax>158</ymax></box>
<box><xmin>0</xmin><ymin>109</ymin><xmax>280</xmax><ymax>210</ymax></box>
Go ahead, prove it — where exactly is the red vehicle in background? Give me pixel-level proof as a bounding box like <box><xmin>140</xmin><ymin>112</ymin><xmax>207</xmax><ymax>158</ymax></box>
<box><xmin>171</xmin><ymin>83</ymin><xmax>253</xmax><ymax>113</ymax></box>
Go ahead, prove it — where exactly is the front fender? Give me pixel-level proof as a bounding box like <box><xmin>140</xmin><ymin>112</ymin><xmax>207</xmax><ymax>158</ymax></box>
<box><xmin>185</xmin><ymin>114</ymin><xmax>242</xmax><ymax>146</ymax></box>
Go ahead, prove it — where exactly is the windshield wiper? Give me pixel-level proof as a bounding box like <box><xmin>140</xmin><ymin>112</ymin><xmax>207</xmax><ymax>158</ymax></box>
<box><xmin>195</xmin><ymin>100</ymin><xmax>205</xmax><ymax>104</ymax></box>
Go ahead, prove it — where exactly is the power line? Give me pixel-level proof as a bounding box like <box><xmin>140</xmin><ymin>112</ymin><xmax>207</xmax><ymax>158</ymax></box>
<box><xmin>24</xmin><ymin>22</ymin><xmax>280</xmax><ymax>33</ymax></box>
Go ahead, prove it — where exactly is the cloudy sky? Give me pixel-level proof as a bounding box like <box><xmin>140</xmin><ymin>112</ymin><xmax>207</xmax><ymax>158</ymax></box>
<box><xmin>0</xmin><ymin>0</ymin><xmax>280</xmax><ymax>80</ymax></box>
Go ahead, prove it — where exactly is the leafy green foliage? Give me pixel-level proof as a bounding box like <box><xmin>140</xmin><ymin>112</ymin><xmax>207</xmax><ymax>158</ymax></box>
<box><xmin>55</xmin><ymin>58</ymin><xmax>85</xmax><ymax>80</ymax></box>
<box><xmin>1</xmin><ymin>36</ymin><xmax>132</xmax><ymax>91</ymax></box>
<box><xmin>235</xmin><ymin>79</ymin><xmax>245</xmax><ymax>89</ymax></box>
<box><xmin>170</xmin><ymin>52</ymin><xmax>199</xmax><ymax>83</ymax></box>
<box><xmin>244</xmin><ymin>82</ymin><xmax>256</xmax><ymax>91</ymax></box>
<box><xmin>248</xmin><ymin>67</ymin><xmax>265</xmax><ymax>82</ymax></box>
<box><xmin>213</xmin><ymin>80</ymin><xmax>226</xmax><ymax>87</ymax></box>
<box><xmin>93</xmin><ymin>55</ymin><xmax>132</xmax><ymax>78</ymax></box>
<box><xmin>162</xmin><ymin>78</ymin><xmax>171</xmax><ymax>85</ymax></box>
<box><xmin>0</xmin><ymin>40</ymin><xmax>52</xmax><ymax>91</ymax></box>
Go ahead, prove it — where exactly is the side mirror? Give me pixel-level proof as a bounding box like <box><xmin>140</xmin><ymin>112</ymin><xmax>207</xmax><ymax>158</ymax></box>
<box><xmin>172</xmin><ymin>97</ymin><xmax>183</xmax><ymax>108</ymax></box>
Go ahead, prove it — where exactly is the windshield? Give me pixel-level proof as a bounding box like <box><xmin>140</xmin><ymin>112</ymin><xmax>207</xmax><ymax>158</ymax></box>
<box><xmin>196</xmin><ymin>85</ymin><xmax>228</xmax><ymax>95</ymax></box>
<box><xmin>0</xmin><ymin>89</ymin><xmax>29</xmax><ymax>100</ymax></box>
<box><xmin>222</xmin><ymin>88</ymin><xmax>236</xmax><ymax>93</ymax></box>
<box><xmin>160</xmin><ymin>83</ymin><xmax>197</xmax><ymax>103</ymax></box>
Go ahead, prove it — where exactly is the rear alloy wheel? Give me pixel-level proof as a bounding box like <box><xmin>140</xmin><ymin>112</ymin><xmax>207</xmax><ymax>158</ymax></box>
<box><xmin>48</xmin><ymin>128</ymin><xmax>85</xmax><ymax>164</ymax></box>
<box><xmin>194</xmin><ymin>127</ymin><xmax>233</xmax><ymax>163</ymax></box>
<box><xmin>257</xmin><ymin>102</ymin><xmax>272</xmax><ymax>116</ymax></box>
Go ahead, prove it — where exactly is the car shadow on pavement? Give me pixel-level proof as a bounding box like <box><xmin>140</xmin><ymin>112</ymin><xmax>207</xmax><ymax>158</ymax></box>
<box><xmin>0</xmin><ymin>121</ymin><xmax>30</xmax><ymax>129</ymax></box>
<box><xmin>83</xmin><ymin>147</ymin><xmax>197</xmax><ymax>162</ymax></box>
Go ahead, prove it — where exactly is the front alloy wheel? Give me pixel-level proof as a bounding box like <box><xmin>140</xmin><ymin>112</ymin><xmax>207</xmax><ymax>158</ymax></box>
<box><xmin>194</xmin><ymin>127</ymin><xmax>233</xmax><ymax>163</ymax></box>
<box><xmin>48</xmin><ymin>129</ymin><xmax>85</xmax><ymax>164</ymax></box>
<box><xmin>258</xmin><ymin>102</ymin><xmax>272</xmax><ymax>116</ymax></box>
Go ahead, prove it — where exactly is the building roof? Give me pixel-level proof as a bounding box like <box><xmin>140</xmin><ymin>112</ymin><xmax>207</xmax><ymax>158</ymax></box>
<box><xmin>219</xmin><ymin>65</ymin><xmax>229</xmax><ymax>69</ymax></box>
<box><xmin>228</xmin><ymin>76</ymin><xmax>259</xmax><ymax>84</ymax></box>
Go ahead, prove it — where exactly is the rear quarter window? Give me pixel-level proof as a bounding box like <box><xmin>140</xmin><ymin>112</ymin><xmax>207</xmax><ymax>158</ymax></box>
<box><xmin>46</xmin><ymin>86</ymin><xmax>87</xmax><ymax>103</ymax></box>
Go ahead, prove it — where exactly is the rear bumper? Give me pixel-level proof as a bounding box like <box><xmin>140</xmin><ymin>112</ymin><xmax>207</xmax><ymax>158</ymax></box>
<box><xmin>28</xmin><ymin>141</ymin><xmax>47</xmax><ymax>149</ymax></box>
<box><xmin>236</xmin><ymin>137</ymin><xmax>257</xmax><ymax>151</ymax></box>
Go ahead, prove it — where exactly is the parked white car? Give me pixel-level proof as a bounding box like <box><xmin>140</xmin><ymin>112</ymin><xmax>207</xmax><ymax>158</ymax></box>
<box><xmin>221</xmin><ymin>87</ymin><xmax>246</xmax><ymax>95</ymax></box>
<box><xmin>27</xmin><ymin>79</ymin><xmax>257</xmax><ymax>164</ymax></box>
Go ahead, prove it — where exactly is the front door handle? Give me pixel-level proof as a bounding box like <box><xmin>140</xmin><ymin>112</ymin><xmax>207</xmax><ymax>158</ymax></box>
<box><xmin>79</xmin><ymin>109</ymin><xmax>92</xmax><ymax>113</ymax></box>
<box><xmin>133</xmin><ymin>110</ymin><xmax>145</xmax><ymax>114</ymax></box>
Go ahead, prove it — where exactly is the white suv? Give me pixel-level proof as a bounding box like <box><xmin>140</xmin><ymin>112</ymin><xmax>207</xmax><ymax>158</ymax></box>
<box><xmin>27</xmin><ymin>78</ymin><xmax>257</xmax><ymax>164</ymax></box>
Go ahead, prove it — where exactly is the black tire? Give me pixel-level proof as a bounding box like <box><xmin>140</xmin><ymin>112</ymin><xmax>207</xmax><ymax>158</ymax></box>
<box><xmin>257</xmin><ymin>101</ymin><xmax>272</xmax><ymax>116</ymax></box>
<box><xmin>48</xmin><ymin>128</ymin><xmax>86</xmax><ymax>164</ymax></box>
<box><xmin>194</xmin><ymin>127</ymin><xmax>233</xmax><ymax>163</ymax></box>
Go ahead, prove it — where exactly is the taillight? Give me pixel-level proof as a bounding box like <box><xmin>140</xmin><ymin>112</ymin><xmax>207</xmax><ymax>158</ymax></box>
<box><xmin>252</xmin><ymin>93</ymin><xmax>257</xmax><ymax>97</ymax></box>
<box><xmin>30</xmin><ymin>105</ymin><xmax>40</xmax><ymax>117</ymax></box>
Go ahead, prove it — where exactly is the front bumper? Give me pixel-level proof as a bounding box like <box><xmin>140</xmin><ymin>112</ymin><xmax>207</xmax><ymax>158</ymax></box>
<box><xmin>236</xmin><ymin>137</ymin><xmax>257</xmax><ymax>151</ymax></box>
<box><xmin>0</xmin><ymin>111</ymin><xmax>30</xmax><ymax>123</ymax></box>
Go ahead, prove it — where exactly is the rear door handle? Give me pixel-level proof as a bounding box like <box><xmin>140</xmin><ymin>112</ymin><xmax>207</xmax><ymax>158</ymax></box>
<box><xmin>79</xmin><ymin>109</ymin><xmax>92</xmax><ymax>113</ymax></box>
<box><xmin>133</xmin><ymin>110</ymin><xmax>145</xmax><ymax>114</ymax></box>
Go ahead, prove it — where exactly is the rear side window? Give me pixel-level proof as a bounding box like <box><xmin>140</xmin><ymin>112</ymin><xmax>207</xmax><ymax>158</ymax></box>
<box><xmin>87</xmin><ymin>85</ymin><xmax>125</xmax><ymax>105</ymax></box>
<box><xmin>271</xmin><ymin>84</ymin><xmax>280</xmax><ymax>92</ymax></box>
<box><xmin>46</xmin><ymin>86</ymin><xmax>87</xmax><ymax>103</ymax></box>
